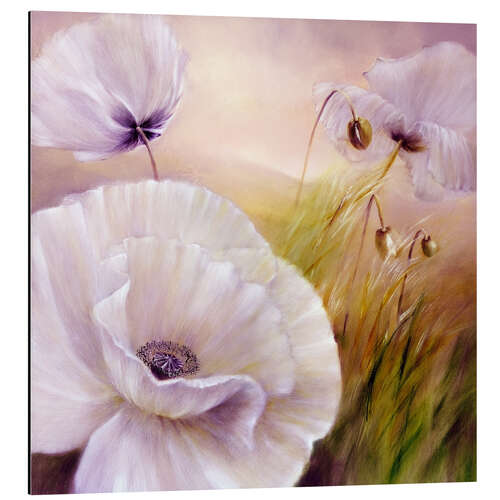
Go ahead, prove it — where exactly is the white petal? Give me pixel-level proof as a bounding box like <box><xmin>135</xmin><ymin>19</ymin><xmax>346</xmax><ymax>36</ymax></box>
<box><xmin>406</xmin><ymin>121</ymin><xmax>476</xmax><ymax>200</ymax></box>
<box><xmin>31</xmin><ymin>14</ymin><xmax>186</xmax><ymax>160</ymax></box>
<box><xmin>31</xmin><ymin>34</ymin><xmax>124</xmax><ymax>154</ymax></box>
<box><xmin>267</xmin><ymin>259</ymin><xmax>341</xmax><ymax>437</ymax></box>
<box><xmin>211</xmin><ymin>247</ymin><xmax>278</xmax><ymax>285</ymax></box>
<box><xmin>31</xmin><ymin>203</ymin><xmax>104</xmax><ymax>374</ymax></box>
<box><xmin>406</xmin><ymin>153</ymin><xmax>445</xmax><ymax>201</ymax></box>
<box><xmin>31</xmin><ymin>211</ymin><xmax>118</xmax><ymax>453</ymax></box>
<box><xmin>93</xmin><ymin>303</ymin><xmax>268</xmax><ymax>429</ymax></box>
<box><xmin>364</xmin><ymin>41</ymin><xmax>476</xmax><ymax>132</ymax></box>
<box><xmin>69</xmin><ymin>180</ymin><xmax>274</xmax><ymax>277</ymax></box>
<box><xmin>313</xmin><ymin>82</ymin><xmax>401</xmax><ymax>162</ymax></box>
<box><xmin>30</xmin><ymin>372</ymin><xmax>117</xmax><ymax>454</ymax></box>
<box><xmin>91</xmin><ymin>15</ymin><xmax>187</xmax><ymax>125</ymax></box>
<box><xmin>223</xmin><ymin>259</ymin><xmax>342</xmax><ymax>488</ymax></box>
<box><xmin>75</xmin><ymin>258</ymin><xmax>340</xmax><ymax>492</ymax></box>
<box><xmin>93</xmin><ymin>237</ymin><xmax>295</xmax><ymax>396</ymax></box>
<box><xmin>96</xmin><ymin>252</ymin><xmax>129</xmax><ymax>302</ymax></box>
<box><xmin>74</xmin><ymin>405</ymin><xmax>264</xmax><ymax>493</ymax></box>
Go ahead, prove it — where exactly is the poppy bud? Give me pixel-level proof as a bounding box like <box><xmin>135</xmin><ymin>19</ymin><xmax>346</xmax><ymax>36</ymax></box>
<box><xmin>347</xmin><ymin>117</ymin><xmax>372</xmax><ymax>150</ymax></box>
<box><xmin>421</xmin><ymin>235</ymin><xmax>438</xmax><ymax>257</ymax></box>
<box><xmin>375</xmin><ymin>226</ymin><xmax>397</xmax><ymax>259</ymax></box>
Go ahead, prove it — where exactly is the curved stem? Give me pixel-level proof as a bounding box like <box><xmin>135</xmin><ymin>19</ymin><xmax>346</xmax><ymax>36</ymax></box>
<box><xmin>312</xmin><ymin>195</ymin><xmax>347</xmax><ymax>252</ymax></box>
<box><xmin>321</xmin><ymin>138</ymin><xmax>403</xmax><ymax>237</ymax></box>
<box><xmin>327</xmin><ymin>195</ymin><xmax>346</xmax><ymax>228</ymax></box>
<box><xmin>295</xmin><ymin>89</ymin><xmax>357</xmax><ymax>206</ymax></box>
<box><xmin>373</xmin><ymin>195</ymin><xmax>385</xmax><ymax>228</ymax></box>
<box><xmin>397</xmin><ymin>229</ymin><xmax>427</xmax><ymax>318</ymax></box>
<box><xmin>305</xmin><ymin>193</ymin><xmax>385</xmax><ymax>276</ymax></box>
<box><xmin>341</xmin><ymin>194</ymin><xmax>379</xmax><ymax>336</ymax></box>
<box><xmin>379</xmin><ymin>139</ymin><xmax>403</xmax><ymax>181</ymax></box>
<box><xmin>136</xmin><ymin>126</ymin><xmax>159</xmax><ymax>181</ymax></box>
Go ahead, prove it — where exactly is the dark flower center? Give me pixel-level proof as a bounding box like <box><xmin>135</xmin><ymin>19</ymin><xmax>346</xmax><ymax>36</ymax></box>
<box><xmin>137</xmin><ymin>340</ymin><xmax>199</xmax><ymax>381</ymax></box>
<box><xmin>391</xmin><ymin>130</ymin><xmax>426</xmax><ymax>153</ymax></box>
<box><xmin>111</xmin><ymin>107</ymin><xmax>173</xmax><ymax>153</ymax></box>
<box><xmin>151</xmin><ymin>352</ymin><xmax>184</xmax><ymax>379</ymax></box>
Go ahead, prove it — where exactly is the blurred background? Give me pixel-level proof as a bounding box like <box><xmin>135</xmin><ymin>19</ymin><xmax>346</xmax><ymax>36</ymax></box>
<box><xmin>30</xmin><ymin>12</ymin><xmax>475</xmax><ymax>227</ymax></box>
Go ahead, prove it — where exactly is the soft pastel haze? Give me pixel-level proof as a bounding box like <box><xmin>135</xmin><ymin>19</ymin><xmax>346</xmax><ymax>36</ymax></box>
<box><xmin>29</xmin><ymin>12</ymin><xmax>477</xmax><ymax>493</ymax></box>
<box><xmin>30</xmin><ymin>12</ymin><xmax>475</xmax><ymax>273</ymax></box>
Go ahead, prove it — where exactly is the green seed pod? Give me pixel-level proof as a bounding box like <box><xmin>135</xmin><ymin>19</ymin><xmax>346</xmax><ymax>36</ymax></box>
<box><xmin>347</xmin><ymin>117</ymin><xmax>373</xmax><ymax>150</ymax></box>
<box><xmin>375</xmin><ymin>226</ymin><xmax>397</xmax><ymax>259</ymax></box>
<box><xmin>421</xmin><ymin>235</ymin><xmax>438</xmax><ymax>257</ymax></box>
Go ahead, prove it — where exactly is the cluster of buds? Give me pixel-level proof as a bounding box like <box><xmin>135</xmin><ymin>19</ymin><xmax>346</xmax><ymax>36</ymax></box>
<box><xmin>374</xmin><ymin>225</ymin><xmax>439</xmax><ymax>260</ymax></box>
<box><xmin>340</xmin><ymin>92</ymin><xmax>440</xmax><ymax>261</ymax></box>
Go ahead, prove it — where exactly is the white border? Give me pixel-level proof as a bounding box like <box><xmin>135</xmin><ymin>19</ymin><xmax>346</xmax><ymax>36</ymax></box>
<box><xmin>1</xmin><ymin>1</ymin><xmax>498</xmax><ymax>499</ymax></box>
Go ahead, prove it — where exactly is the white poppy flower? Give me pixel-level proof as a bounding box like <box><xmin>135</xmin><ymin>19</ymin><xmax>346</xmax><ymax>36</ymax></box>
<box><xmin>314</xmin><ymin>42</ymin><xmax>476</xmax><ymax>200</ymax></box>
<box><xmin>31</xmin><ymin>180</ymin><xmax>341</xmax><ymax>493</ymax></box>
<box><xmin>31</xmin><ymin>14</ymin><xmax>186</xmax><ymax>162</ymax></box>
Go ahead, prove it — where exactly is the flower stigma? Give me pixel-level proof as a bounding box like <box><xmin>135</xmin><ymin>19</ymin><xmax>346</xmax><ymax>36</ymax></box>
<box><xmin>137</xmin><ymin>340</ymin><xmax>199</xmax><ymax>380</ymax></box>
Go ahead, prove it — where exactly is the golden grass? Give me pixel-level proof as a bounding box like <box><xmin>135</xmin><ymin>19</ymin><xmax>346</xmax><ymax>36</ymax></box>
<box><xmin>261</xmin><ymin>159</ymin><xmax>476</xmax><ymax>485</ymax></box>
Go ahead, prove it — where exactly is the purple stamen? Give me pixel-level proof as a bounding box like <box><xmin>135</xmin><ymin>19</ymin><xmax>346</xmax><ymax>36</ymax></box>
<box><xmin>136</xmin><ymin>340</ymin><xmax>200</xmax><ymax>381</ymax></box>
<box><xmin>152</xmin><ymin>352</ymin><xmax>184</xmax><ymax>379</ymax></box>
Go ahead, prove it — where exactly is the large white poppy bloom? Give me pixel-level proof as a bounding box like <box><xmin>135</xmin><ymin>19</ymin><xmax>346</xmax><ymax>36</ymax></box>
<box><xmin>314</xmin><ymin>42</ymin><xmax>476</xmax><ymax>200</ymax></box>
<box><xmin>31</xmin><ymin>180</ymin><xmax>341</xmax><ymax>493</ymax></box>
<box><xmin>31</xmin><ymin>14</ymin><xmax>186</xmax><ymax>161</ymax></box>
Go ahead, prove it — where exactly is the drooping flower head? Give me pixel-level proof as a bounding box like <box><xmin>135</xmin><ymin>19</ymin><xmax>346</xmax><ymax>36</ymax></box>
<box><xmin>314</xmin><ymin>42</ymin><xmax>476</xmax><ymax>200</ymax></box>
<box><xmin>31</xmin><ymin>180</ymin><xmax>341</xmax><ymax>493</ymax></box>
<box><xmin>31</xmin><ymin>14</ymin><xmax>186</xmax><ymax>162</ymax></box>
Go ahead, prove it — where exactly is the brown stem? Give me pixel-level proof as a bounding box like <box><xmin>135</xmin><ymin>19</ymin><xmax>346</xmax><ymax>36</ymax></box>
<box><xmin>295</xmin><ymin>89</ymin><xmax>357</xmax><ymax>206</ymax></box>
<box><xmin>397</xmin><ymin>229</ymin><xmax>427</xmax><ymax>318</ymax></box>
<box><xmin>136</xmin><ymin>126</ymin><xmax>159</xmax><ymax>181</ymax></box>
